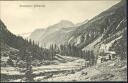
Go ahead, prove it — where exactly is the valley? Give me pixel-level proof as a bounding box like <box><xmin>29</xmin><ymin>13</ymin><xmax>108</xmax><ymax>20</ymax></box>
<box><xmin>0</xmin><ymin>0</ymin><xmax>127</xmax><ymax>82</ymax></box>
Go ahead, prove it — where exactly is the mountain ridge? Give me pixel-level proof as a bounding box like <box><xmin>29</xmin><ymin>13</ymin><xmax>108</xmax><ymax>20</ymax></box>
<box><xmin>29</xmin><ymin>20</ymin><xmax>76</xmax><ymax>47</ymax></box>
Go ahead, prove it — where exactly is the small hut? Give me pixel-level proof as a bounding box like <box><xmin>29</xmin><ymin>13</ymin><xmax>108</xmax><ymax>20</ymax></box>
<box><xmin>105</xmin><ymin>51</ymin><xmax>116</xmax><ymax>60</ymax></box>
<box><xmin>97</xmin><ymin>51</ymin><xmax>116</xmax><ymax>63</ymax></box>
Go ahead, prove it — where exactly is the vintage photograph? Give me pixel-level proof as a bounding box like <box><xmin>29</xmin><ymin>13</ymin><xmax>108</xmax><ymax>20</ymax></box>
<box><xmin>0</xmin><ymin>0</ymin><xmax>127</xmax><ymax>82</ymax></box>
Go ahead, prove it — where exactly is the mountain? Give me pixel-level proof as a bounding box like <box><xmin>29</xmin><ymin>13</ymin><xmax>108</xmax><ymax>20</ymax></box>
<box><xmin>29</xmin><ymin>29</ymin><xmax>45</xmax><ymax>42</ymax></box>
<box><xmin>30</xmin><ymin>0</ymin><xmax>126</xmax><ymax>57</ymax></box>
<box><xmin>0</xmin><ymin>19</ymin><xmax>57</xmax><ymax>63</ymax></box>
<box><xmin>0</xmin><ymin>19</ymin><xmax>20</xmax><ymax>67</ymax></box>
<box><xmin>0</xmin><ymin>19</ymin><xmax>31</xmax><ymax>51</ymax></box>
<box><xmin>29</xmin><ymin>20</ymin><xmax>75</xmax><ymax>47</ymax></box>
<box><xmin>18</xmin><ymin>32</ymin><xmax>32</xmax><ymax>39</ymax></box>
<box><xmin>67</xmin><ymin>0</ymin><xmax>127</xmax><ymax>58</ymax></box>
<box><xmin>75</xmin><ymin>19</ymin><xmax>89</xmax><ymax>26</ymax></box>
<box><xmin>29</xmin><ymin>0</ymin><xmax>126</xmax><ymax>58</ymax></box>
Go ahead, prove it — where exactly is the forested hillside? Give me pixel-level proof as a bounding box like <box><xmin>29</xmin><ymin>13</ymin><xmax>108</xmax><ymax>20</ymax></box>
<box><xmin>0</xmin><ymin>19</ymin><xmax>57</xmax><ymax>61</ymax></box>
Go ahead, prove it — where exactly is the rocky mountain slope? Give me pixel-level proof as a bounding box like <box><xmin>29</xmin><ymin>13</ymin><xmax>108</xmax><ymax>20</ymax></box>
<box><xmin>29</xmin><ymin>0</ymin><xmax>127</xmax><ymax>54</ymax></box>
<box><xmin>29</xmin><ymin>29</ymin><xmax>45</xmax><ymax>42</ymax></box>
<box><xmin>29</xmin><ymin>20</ymin><xmax>76</xmax><ymax>47</ymax></box>
<box><xmin>67</xmin><ymin>0</ymin><xmax>127</xmax><ymax>59</ymax></box>
<box><xmin>68</xmin><ymin>0</ymin><xmax>126</xmax><ymax>46</ymax></box>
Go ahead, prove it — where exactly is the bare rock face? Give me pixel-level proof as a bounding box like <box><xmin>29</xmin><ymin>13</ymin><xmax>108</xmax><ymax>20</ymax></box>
<box><xmin>29</xmin><ymin>20</ymin><xmax>75</xmax><ymax>48</ymax></box>
<box><xmin>67</xmin><ymin>0</ymin><xmax>127</xmax><ymax>55</ymax></box>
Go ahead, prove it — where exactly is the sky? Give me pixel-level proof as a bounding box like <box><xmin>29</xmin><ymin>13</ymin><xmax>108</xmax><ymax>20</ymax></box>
<box><xmin>0</xmin><ymin>0</ymin><xmax>120</xmax><ymax>35</ymax></box>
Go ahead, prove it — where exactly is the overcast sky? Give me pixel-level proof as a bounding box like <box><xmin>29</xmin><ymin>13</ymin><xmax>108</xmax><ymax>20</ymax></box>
<box><xmin>0</xmin><ymin>0</ymin><xmax>120</xmax><ymax>35</ymax></box>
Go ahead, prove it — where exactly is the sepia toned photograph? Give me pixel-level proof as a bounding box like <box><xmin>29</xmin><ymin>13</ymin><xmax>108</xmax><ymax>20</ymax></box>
<box><xmin>0</xmin><ymin>0</ymin><xmax>127</xmax><ymax>82</ymax></box>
